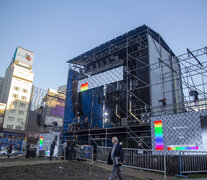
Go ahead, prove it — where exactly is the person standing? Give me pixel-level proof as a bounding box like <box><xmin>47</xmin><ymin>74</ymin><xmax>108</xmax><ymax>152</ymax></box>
<box><xmin>26</xmin><ymin>143</ymin><xmax>31</xmax><ymax>158</ymax></box>
<box><xmin>7</xmin><ymin>144</ymin><xmax>12</xmax><ymax>159</ymax></box>
<box><xmin>49</xmin><ymin>136</ymin><xmax>57</xmax><ymax>161</ymax></box>
<box><xmin>108</xmin><ymin>137</ymin><xmax>124</xmax><ymax>180</ymax></box>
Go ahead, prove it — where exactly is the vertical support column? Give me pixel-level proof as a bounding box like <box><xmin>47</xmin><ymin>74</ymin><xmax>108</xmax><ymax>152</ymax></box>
<box><xmin>105</xmin><ymin>128</ymin><xmax>107</xmax><ymax>147</ymax></box>
<box><xmin>126</xmin><ymin>38</ymin><xmax>129</xmax><ymax>123</ymax></box>
<box><xmin>91</xmin><ymin>89</ymin><xmax>94</xmax><ymax>128</ymax></box>
<box><xmin>103</xmin><ymin>85</ymin><xmax>106</xmax><ymax>128</ymax></box>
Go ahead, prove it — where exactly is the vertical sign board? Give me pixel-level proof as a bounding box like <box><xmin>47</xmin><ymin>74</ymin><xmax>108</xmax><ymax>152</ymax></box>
<box><xmin>39</xmin><ymin>136</ymin><xmax>43</xmax><ymax>150</ymax></box>
<box><xmin>154</xmin><ymin>120</ymin><xmax>164</xmax><ymax>150</ymax></box>
<box><xmin>0</xmin><ymin>103</ymin><xmax>6</xmax><ymax>127</ymax></box>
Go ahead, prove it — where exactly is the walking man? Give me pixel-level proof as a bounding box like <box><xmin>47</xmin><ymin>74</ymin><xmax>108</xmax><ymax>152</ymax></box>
<box><xmin>49</xmin><ymin>136</ymin><xmax>57</xmax><ymax>160</ymax></box>
<box><xmin>108</xmin><ymin>137</ymin><xmax>124</xmax><ymax>180</ymax></box>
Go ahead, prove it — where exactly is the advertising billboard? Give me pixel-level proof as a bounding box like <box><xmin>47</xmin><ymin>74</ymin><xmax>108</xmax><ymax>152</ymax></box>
<box><xmin>151</xmin><ymin>110</ymin><xmax>207</xmax><ymax>154</ymax></box>
<box><xmin>0</xmin><ymin>103</ymin><xmax>6</xmax><ymax>126</ymax></box>
<box><xmin>12</xmin><ymin>47</ymin><xmax>34</xmax><ymax>69</ymax></box>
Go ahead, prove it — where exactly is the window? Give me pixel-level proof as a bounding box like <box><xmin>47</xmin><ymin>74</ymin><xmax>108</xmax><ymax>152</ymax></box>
<box><xmin>17</xmin><ymin>118</ymin><xmax>23</xmax><ymax>123</ymax></box>
<box><xmin>7</xmin><ymin>125</ymin><xmax>13</xmax><ymax>129</ymax></box>
<box><xmin>18</xmin><ymin>110</ymin><xmax>24</xmax><ymax>115</ymax></box>
<box><xmin>12</xmin><ymin>94</ymin><xmax>18</xmax><ymax>98</ymax></box>
<box><xmin>11</xmin><ymin>101</ymin><xmax>17</xmax><ymax>106</ymax></box>
<box><xmin>3</xmin><ymin>134</ymin><xmax>7</xmax><ymax>138</ymax></box>
<box><xmin>22</xmin><ymin>89</ymin><xmax>28</xmax><ymax>93</ymax></box>
<box><xmin>19</xmin><ymin>103</ymin><xmax>26</xmax><ymax>107</ymax></box>
<box><xmin>8</xmin><ymin>117</ymin><xmax>15</xmax><ymax>121</ymax></box>
<box><xmin>10</xmin><ymin>109</ymin><xmax>16</xmax><ymax>113</ymax></box>
<box><xmin>15</xmin><ymin>126</ymin><xmax>22</xmax><ymax>130</ymax></box>
<box><xmin>14</xmin><ymin>86</ymin><xmax>20</xmax><ymax>91</ymax></box>
<box><xmin>21</xmin><ymin>96</ymin><xmax>27</xmax><ymax>100</ymax></box>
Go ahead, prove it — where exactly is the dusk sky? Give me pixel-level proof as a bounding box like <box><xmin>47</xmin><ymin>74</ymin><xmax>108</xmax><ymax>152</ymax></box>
<box><xmin>0</xmin><ymin>0</ymin><xmax>207</xmax><ymax>90</ymax></box>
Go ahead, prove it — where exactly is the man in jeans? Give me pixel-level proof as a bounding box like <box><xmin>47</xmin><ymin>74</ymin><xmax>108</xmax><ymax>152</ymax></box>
<box><xmin>108</xmin><ymin>137</ymin><xmax>124</xmax><ymax>180</ymax></box>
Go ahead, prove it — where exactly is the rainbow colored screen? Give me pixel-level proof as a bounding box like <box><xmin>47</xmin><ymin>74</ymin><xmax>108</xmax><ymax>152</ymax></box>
<box><xmin>167</xmin><ymin>146</ymin><xmax>198</xmax><ymax>150</ymax></box>
<box><xmin>40</xmin><ymin>136</ymin><xmax>43</xmax><ymax>150</ymax></box>
<box><xmin>154</xmin><ymin>120</ymin><xmax>164</xmax><ymax>150</ymax></box>
<box><xmin>81</xmin><ymin>83</ymin><xmax>88</xmax><ymax>92</ymax></box>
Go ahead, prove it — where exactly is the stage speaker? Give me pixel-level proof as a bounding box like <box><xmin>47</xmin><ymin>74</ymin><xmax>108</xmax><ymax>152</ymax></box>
<box><xmin>53</xmin><ymin>122</ymin><xmax>58</xmax><ymax>126</ymax></box>
<box><xmin>37</xmin><ymin>114</ymin><xmax>42</xmax><ymax>126</ymax></box>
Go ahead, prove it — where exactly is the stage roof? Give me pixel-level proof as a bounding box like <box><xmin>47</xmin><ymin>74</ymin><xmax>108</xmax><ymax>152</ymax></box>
<box><xmin>67</xmin><ymin>24</ymin><xmax>175</xmax><ymax>65</ymax></box>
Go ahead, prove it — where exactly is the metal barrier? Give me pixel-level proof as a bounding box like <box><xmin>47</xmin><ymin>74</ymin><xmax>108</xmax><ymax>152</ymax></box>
<box><xmin>96</xmin><ymin>146</ymin><xmax>166</xmax><ymax>179</ymax></box>
<box><xmin>180</xmin><ymin>151</ymin><xmax>207</xmax><ymax>174</ymax></box>
<box><xmin>96</xmin><ymin>146</ymin><xmax>111</xmax><ymax>163</ymax></box>
<box><xmin>57</xmin><ymin>144</ymin><xmax>66</xmax><ymax>160</ymax></box>
<box><xmin>76</xmin><ymin>145</ymin><xmax>93</xmax><ymax>163</ymax></box>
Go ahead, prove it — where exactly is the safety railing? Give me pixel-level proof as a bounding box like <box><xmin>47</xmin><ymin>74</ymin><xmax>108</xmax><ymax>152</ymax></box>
<box><xmin>180</xmin><ymin>151</ymin><xmax>207</xmax><ymax>174</ymax></box>
<box><xmin>96</xmin><ymin>146</ymin><xmax>166</xmax><ymax>179</ymax></box>
<box><xmin>57</xmin><ymin>144</ymin><xmax>66</xmax><ymax>160</ymax></box>
<box><xmin>76</xmin><ymin>145</ymin><xmax>94</xmax><ymax>164</ymax></box>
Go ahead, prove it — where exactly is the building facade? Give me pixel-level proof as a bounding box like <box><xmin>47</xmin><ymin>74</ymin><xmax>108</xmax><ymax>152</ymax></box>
<box><xmin>0</xmin><ymin>47</ymin><xmax>34</xmax><ymax>150</ymax></box>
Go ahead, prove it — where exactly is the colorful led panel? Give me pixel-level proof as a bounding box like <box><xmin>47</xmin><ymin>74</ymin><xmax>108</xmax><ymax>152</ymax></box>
<box><xmin>167</xmin><ymin>146</ymin><xmax>198</xmax><ymax>150</ymax></box>
<box><xmin>154</xmin><ymin>120</ymin><xmax>164</xmax><ymax>150</ymax></box>
<box><xmin>40</xmin><ymin>136</ymin><xmax>43</xmax><ymax>150</ymax></box>
<box><xmin>81</xmin><ymin>83</ymin><xmax>88</xmax><ymax>92</ymax></box>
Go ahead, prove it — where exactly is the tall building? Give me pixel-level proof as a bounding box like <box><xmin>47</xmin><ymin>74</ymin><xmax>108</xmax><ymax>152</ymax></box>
<box><xmin>0</xmin><ymin>77</ymin><xmax>4</xmax><ymax>94</ymax></box>
<box><xmin>0</xmin><ymin>47</ymin><xmax>34</xmax><ymax>150</ymax></box>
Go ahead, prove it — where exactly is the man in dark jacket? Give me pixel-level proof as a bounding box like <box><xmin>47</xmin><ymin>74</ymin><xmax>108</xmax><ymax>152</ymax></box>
<box><xmin>49</xmin><ymin>136</ymin><xmax>57</xmax><ymax>160</ymax></box>
<box><xmin>7</xmin><ymin>144</ymin><xmax>12</xmax><ymax>159</ymax></box>
<box><xmin>108</xmin><ymin>137</ymin><xmax>124</xmax><ymax>180</ymax></box>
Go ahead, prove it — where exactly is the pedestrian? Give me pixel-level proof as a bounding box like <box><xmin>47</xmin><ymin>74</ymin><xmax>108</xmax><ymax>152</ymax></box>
<box><xmin>49</xmin><ymin>136</ymin><xmax>57</xmax><ymax>161</ymax></box>
<box><xmin>84</xmin><ymin>117</ymin><xmax>88</xmax><ymax>130</ymax></box>
<box><xmin>108</xmin><ymin>137</ymin><xmax>124</xmax><ymax>180</ymax></box>
<box><xmin>66</xmin><ymin>139</ymin><xmax>71</xmax><ymax>160</ymax></box>
<box><xmin>7</xmin><ymin>144</ymin><xmax>12</xmax><ymax>159</ymax></box>
<box><xmin>26</xmin><ymin>143</ymin><xmax>31</xmax><ymax>158</ymax></box>
<box><xmin>63</xmin><ymin>140</ymin><xmax>67</xmax><ymax>160</ymax></box>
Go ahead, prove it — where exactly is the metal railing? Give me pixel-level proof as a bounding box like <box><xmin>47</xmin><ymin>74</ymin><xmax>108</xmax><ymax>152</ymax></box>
<box><xmin>96</xmin><ymin>146</ymin><xmax>166</xmax><ymax>179</ymax></box>
<box><xmin>57</xmin><ymin>144</ymin><xmax>66</xmax><ymax>160</ymax></box>
<box><xmin>180</xmin><ymin>151</ymin><xmax>207</xmax><ymax>174</ymax></box>
<box><xmin>76</xmin><ymin>145</ymin><xmax>94</xmax><ymax>164</ymax></box>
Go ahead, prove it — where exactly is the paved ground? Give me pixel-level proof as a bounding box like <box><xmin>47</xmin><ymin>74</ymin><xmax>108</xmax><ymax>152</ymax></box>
<box><xmin>92</xmin><ymin>161</ymin><xmax>174</xmax><ymax>180</ymax></box>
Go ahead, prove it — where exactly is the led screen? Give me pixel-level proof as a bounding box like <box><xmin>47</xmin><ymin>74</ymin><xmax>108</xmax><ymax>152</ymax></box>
<box><xmin>78</xmin><ymin>66</ymin><xmax>123</xmax><ymax>92</ymax></box>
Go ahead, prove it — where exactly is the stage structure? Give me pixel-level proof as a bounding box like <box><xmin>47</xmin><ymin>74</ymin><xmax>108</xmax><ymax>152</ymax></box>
<box><xmin>63</xmin><ymin>25</ymin><xmax>207</xmax><ymax>149</ymax></box>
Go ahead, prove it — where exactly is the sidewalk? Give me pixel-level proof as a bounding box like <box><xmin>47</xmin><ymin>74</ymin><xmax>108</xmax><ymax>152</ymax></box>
<box><xmin>90</xmin><ymin>161</ymin><xmax>175</xmax><ymax>180</ymax></box>
<box><xmin>92</xmin><ymin>162</ymin><xmax>207</xmax><ymax>180</ymax></box>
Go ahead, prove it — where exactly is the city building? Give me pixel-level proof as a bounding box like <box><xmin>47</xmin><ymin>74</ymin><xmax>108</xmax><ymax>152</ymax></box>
<box><xmin>0</xmin><ymin>77</ymin><xmax>4</xmax><ymax>95</ymax></box>
<box><xmin>0</xmin><ymin>46</ymin><xmax>34</xmax><ymax>150</ymax></box>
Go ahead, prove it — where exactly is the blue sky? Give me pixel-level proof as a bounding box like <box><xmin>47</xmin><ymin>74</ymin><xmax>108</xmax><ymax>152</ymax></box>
<box><xmin>0</xmin><ymin>0</ymin><xmax>207</xmax><ymax>90</ymax></box>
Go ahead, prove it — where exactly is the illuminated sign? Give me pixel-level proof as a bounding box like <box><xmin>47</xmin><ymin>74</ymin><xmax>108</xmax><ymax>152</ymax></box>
<box><xmin>154</xmin><ymin>120</ymin><xmax>164</xmax><ymax>150</ymax></box>
<box><xmin>78</xmin><ymin>66</ymin><xmax>123</xmax><ymax>92</ymax></box>
<box><xmin>12</xmin><ymin>47</ymin><xmax>34</xmax><ymax>69</ymax></box>
<box><xmin>81</xmin><ymin>83</ymin><xmax>88</xmax><ymax>92</ymax></box>
<box><xmin>0</xmin><ymin>103</ymin><xmax>6</xmax><ymax>126</ymax></box>
<box><xmin>40</xmin><ymin>136</ymin><xmax>43</xmax><ymax>150</ymax></box>
<box><xmin>167</xmin><ymin>146</ymin><xmax>198</xmax><ymax>150</ymax></box>
<box><xmin>0</xmin><ymin>103</ymin><xmax>6</xmax><ymax>117</ymax></box>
